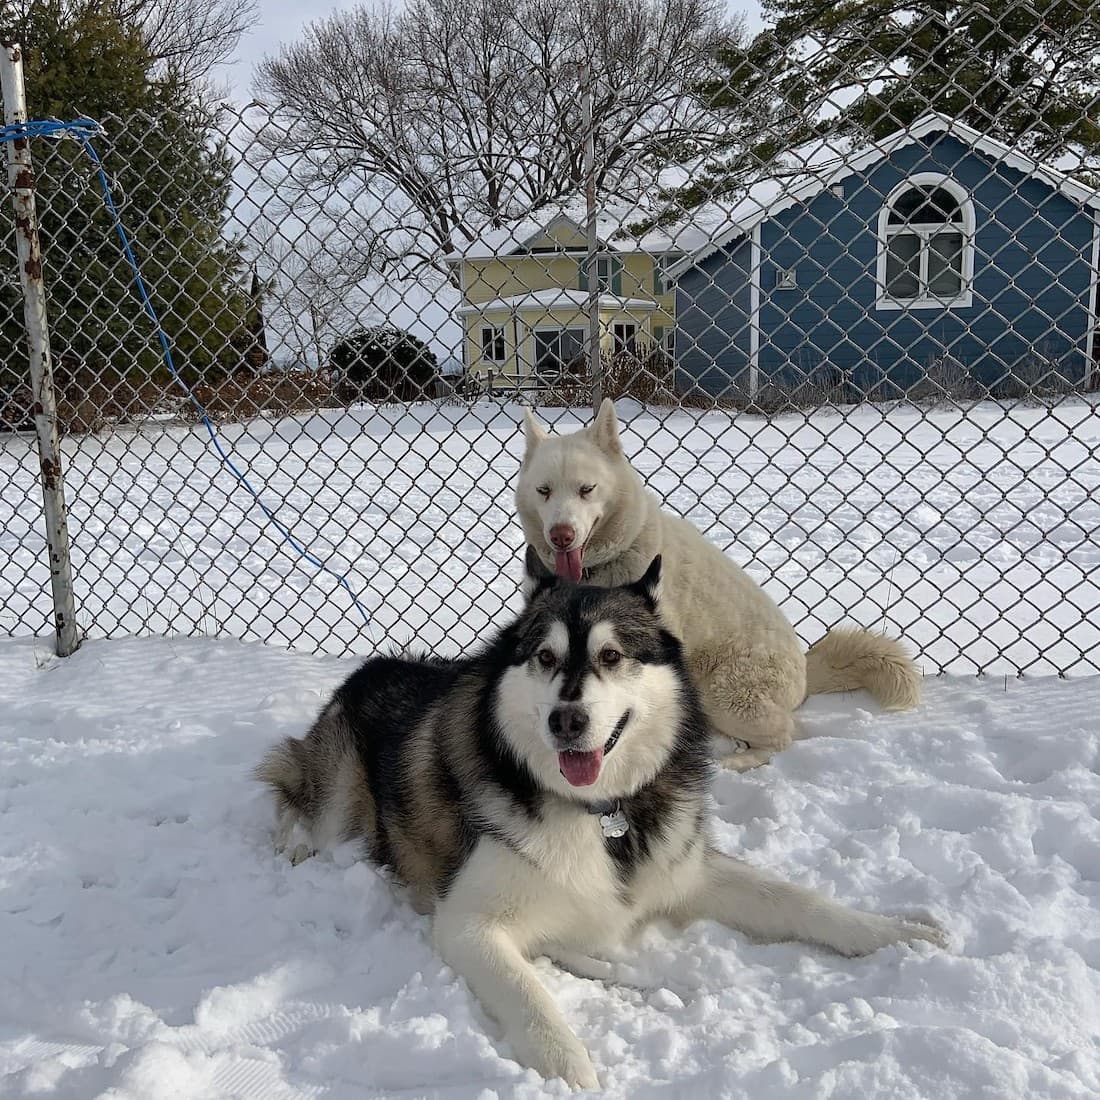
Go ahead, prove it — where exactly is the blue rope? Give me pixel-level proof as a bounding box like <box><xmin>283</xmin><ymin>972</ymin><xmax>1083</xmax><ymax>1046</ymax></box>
<box><xmin>0</xmin><ymin>117</ymin><xmax>374</xmax><ymax>631</ymax></box>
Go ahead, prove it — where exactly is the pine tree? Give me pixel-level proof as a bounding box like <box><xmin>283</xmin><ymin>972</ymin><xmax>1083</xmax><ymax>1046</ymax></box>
<box><xmin>0</xmin><ymin>1</ymin><xmax>248</xmax><ymax>418</ymax></box>
<box><xmin>657</xmin><ymin>30</ymin><xmax>822</xmax><ymax>211</ymax></box>
<box><xmin>655</xmin><ymin>0</ymin><xmax>1100</xmax><ymax>218</ymax></box>
<box><xmin>762</xmin><ymin>0</ymin><xmax>1100</xmax><ymax>152</ymax></box>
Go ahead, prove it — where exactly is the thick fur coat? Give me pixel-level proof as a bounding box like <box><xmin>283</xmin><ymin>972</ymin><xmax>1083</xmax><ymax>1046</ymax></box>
<box><xmin>515</xmin><ymin>400</ymin><xmax>922</xmax><ymax>769</ymax></box>
<box><xmin>257</xmin><ymin>553</ymin><xmax>945</xmax><ymax>1089</ymax></box>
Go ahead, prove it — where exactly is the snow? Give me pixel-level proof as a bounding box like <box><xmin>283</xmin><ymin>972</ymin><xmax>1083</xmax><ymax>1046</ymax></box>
<box><xmin>1</xmin><ymin>633</ymin><xmax>1098</xmax><ymax>1098</ymax></box>
<box><xmin>456</xmin><ymin>289</ymin><xmax>660</xmax><ymax>316</ymax></box>
<box><xmin>2</xmin><ymin>397</ymin><xmax>1098</xmax><ymax>673</ymax></box>
<box><xmin>443</xmin><ymin>207</ymin><xmax>684</xmax><ymax>262</ymax></box>
<box><xmin>2</xmin><ymin>396</ymin><xmax>1100</xmax><ymax>1095</ymax></box>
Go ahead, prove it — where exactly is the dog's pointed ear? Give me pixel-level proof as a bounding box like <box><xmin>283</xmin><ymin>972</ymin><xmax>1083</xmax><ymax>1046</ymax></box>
<box><xmin>633</xmin><ymin>555</ymin><xmax>663</xmax><ymax>610</ymax></box>
<box><xmin>522</xmin><ymin>544</ymin><xmax>556</xmax><ymax>600</ymax></box>
<box><xmin>588</xmin><ymin>398</ymin><xmax>622</xmax><ymax>456</ymax></box>
<box><xmin>523</xmin><ymin>407</ymin><xmax>547</xmax><ymax>451</ymax></box>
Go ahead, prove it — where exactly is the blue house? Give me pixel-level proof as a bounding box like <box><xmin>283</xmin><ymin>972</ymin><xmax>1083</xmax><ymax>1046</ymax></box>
<box><xmin>668</xmin><ymin>113</ymin><xmax>1100</xmax><ymax>399</ymax></box>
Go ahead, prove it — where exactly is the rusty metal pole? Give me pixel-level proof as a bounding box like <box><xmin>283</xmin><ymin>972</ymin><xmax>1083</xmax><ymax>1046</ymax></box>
<box><xmin>1</xmin><ymin>42</ymin><xmax>79</xmax><ymax>656</ymax></box>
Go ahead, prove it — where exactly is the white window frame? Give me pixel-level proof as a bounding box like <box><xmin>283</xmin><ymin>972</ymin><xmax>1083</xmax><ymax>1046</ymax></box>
<box><xmin>875</xmin><ymin>174</ymin><xmax>975</xmax><ymax>311</ymax></box>
<box><xmin>654</xmin><ymin>258</ymin><xmax>670</xmax><ymax>295</ymax></box>
<box><xmin>612</xmin><ymin>322</ymin><xmax>637</xmax><ymax>355</ymax></box>
<box><xmin>662</xmin><ymin>327</ymin><xmax>676</xmax><ymax>357</ymax></box>
<box><xmin>480</xmin><ymin>324</ymin><xmax>506</xmax><ymax>364</ymax></box>
<box><xmin>533</xmin><ymin>327</ymin><xmax>586</xmax><ymax>374</ymax></box>
<box><xmin>594</xmin><ymin>255</ymin><xmax>615</xmax><ymax>292</ymax></box>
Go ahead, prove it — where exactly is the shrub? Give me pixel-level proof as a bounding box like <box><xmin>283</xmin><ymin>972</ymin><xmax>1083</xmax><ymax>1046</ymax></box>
<box><xmin>330</xmin><ymin>327</ymin><xmax>439</xmax><ymax>404</ymax></box>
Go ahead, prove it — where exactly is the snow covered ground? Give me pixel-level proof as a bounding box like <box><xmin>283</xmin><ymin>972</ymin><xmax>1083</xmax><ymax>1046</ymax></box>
<box><xmin>2</xmin><ymin>396</ymin><xmax>1099</xmax><ymax>673</ymax></box>
<box><xmin>1</xmin><ymin>396</ymin><xmax>1099</xmax><ymax>1095</ymax></box>
<box><xmin>1</xmin><ymin>635</ymin><xmax>1098</xmax><ymax>1098</ymax></box>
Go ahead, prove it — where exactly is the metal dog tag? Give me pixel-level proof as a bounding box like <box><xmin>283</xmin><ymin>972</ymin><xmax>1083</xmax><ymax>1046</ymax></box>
<box><xmin>599</xmin><ymin>807</ymin><xmax>629</xmax><ymax>839</ymax></box>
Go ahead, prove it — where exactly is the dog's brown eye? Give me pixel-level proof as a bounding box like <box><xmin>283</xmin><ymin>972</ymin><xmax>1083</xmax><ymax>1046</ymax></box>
<box><xmin>536</xmin><ymin>486</ymin><xmax>551</xmax><ymax>499</ymax></box>
<box><xmin>537</xmin><ymin>648</ymin><xmax>556</xmax><ymax>669</ymax></box>
<box><xmin>579</xmin><ymin>484</ymin><xmax>595</xmax><ymax>497</ymax></box>
<box><xmin>600</xmin><ymin>648</ymin><xmax>622</xmax><ymax>668</ymax></box>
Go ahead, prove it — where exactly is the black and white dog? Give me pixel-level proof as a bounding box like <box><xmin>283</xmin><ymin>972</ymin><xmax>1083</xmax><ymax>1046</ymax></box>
<box><xmin>257</xmin><ymin>549</ymin><xmax>946</xmax><ymax>1090</ymax></box>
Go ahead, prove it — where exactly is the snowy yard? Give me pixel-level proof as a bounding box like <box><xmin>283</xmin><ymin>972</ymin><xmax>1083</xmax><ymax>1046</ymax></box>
<box><xmin>1</xmin><ymin>397</ymin><xmax>1099</xmax><ymax>1097</ymax></box>
<box><xmin>2</xmin><ymin>397</ymin><xmax>1098</xmax><ymax>671</ymax></box>
<box><xmin>1</xmin><ymin>636</ymin><xmax>1098</xmax><ymax>1098</ymax></box>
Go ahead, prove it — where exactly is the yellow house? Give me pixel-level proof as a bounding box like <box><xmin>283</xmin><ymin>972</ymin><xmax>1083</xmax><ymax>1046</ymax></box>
<box><xmin>446</xmin><ymin>213</ymin><xmax>682</xmax><ymax>385</ymax></box>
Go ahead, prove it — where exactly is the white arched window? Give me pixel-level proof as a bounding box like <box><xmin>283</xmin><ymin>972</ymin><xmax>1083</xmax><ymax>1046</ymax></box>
<box><xmin>876</xmin><ymin>175</ymin><xmax>974</xmax><ymax>309</ymax></box>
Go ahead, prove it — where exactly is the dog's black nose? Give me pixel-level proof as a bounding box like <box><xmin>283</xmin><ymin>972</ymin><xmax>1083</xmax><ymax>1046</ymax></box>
<box><xmin>548</xmin><ymin>704</ymin><xmax>589</xmax><ymax>742</ymax></box>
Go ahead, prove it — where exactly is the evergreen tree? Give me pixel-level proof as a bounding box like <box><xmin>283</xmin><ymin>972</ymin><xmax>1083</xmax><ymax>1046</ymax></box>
<box><xmin>762</xmin><ymin>0</ymin><xmax>1100</xmax><ymax>152</ymax></box>
<box><xmin>0</xmin><ymin>1</ymin><xmax>248</xmax><ymax>415</ymax></box>
<box><xmin>330</xmin><ymin>327</ymin><xmax>439</xmax><ymax>405</ymax></box>
<box><xmin>656</xmin><ymin>30</ymin><xmax>821</xmax><ymax>212</ymax></box>
<box><xmin>657</xmin><ymin>0</ymin><xmax>1100</xmax><ymax>217</ymax></box>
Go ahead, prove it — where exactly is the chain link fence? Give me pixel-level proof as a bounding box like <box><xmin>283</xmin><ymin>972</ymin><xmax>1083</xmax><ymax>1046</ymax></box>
<box><xmin>1</xmin><ymin>1</ymin><xmax>1099</xmax><ymax>675</ymax></box>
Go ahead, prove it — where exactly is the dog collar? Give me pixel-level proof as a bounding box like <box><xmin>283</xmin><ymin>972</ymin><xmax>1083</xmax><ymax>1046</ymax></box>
<box><xmin>591</xmin><ymin>712</ymin><xmax>631</xmax><ymax>837</ymax></box>
<box><xmin>603</xmin><ymin>709</ymin><xmax>630</xmax><ymax>756</ymax></box>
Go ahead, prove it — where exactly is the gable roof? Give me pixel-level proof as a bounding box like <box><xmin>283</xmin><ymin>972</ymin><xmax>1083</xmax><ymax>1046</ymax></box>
<box><xmin>666</xmin><ymin>112</ymin><xmax>1100</xmax><ymax>279</ymax></box>
<box><xmin>456</xmin><ymin>289</ymin><xmax>658</xmax><ymax>315</ymax></box>
<box><xmin>445</xmin><ymin>207</ymin><xmax>685</xmax><ymax>262</ymax></box>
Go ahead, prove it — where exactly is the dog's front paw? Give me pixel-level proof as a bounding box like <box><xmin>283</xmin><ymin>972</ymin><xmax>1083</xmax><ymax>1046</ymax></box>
<box><xmin>892</xmin><ymin>915</ymin><xmax>950</xmax><ymax>951</ymax></box>
<box><xmin>718</xmin><ymin>746</ymin><xmax>775</xmax><ymax>772</ymax></box>
<box><xmin>833</xmin><ymin>913</ymin><xmax>949</xmax><ymax>957</ymax></box>
<box><xmin>512</xmin><ymin>1026</ymin><xmax>599</xmax><ymax>1091</ymax></box>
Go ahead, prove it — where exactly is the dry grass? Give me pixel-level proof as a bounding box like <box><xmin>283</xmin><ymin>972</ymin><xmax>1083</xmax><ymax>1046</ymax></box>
<box><xmin>44</xmin><ymin>369</ymin><xmax>339</xmax><ymax>433</ymax></box>
<box><xmin>182</xmin><ymin>372</ymin><xmax>337</xmax><ymax>424</ymax></box>
<box><xmin>530</xmin><ymin>347</ymin><xmax>681</xmax><ymax>408</ymax></box>
<box><xmin>36</xmin><ymin>352</ymin><xmax>1097</xmax><ymax>435</ymax></box>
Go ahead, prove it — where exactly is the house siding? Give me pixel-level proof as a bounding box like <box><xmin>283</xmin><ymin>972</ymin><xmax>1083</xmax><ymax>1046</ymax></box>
<box><xmin>675</xmin><ymin>133</ymin><xmax>1097</xmax><ymax>396</ymax></box>
<box><xmin>462</xmin><ymin>306</ymin><xmax>675</xmax><ymax>381</ymax></box>
<box><xmin>464</xmin><ymin>256</ymin><xmax>585</xmax><ymax>303</ymax></box>
<box><xmin>675</xmin><ymin>237</ymin><xmax>753</xmax><ymax>396</ymax></box>
<box><xmin>459</xmin><ymin>230</ymin><xmax>677</xmax><ymax>378</ymax></box>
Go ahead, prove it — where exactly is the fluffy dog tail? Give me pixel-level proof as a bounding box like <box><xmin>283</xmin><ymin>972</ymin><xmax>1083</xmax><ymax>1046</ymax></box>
<box><xmin>804</xmin><ymin>627</ymin><xmax>921</xmax><ymax>711</ymax></box>
<box><xmin>255</xmin><ymin>737</ymin><xmax>309</xmax><ymax>809</ymax></box>
<box><xmin>255</xmin><ymin>701</ymin><xmax>373</xmax><ymax>863</ymax></box>
<box><xmin>254</xmin><ymin>700</ymin><xmax>356</xmax><ymax>815</ymax></box>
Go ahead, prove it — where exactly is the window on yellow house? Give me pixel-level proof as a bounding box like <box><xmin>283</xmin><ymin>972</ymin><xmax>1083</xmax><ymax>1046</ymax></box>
<box><xmin>596</xmin><ymin>256</ymin><xmax>613</xmax><ymax>292</ymax></box>
<box><xmin>481</xmin><ymin>325</ymin><xmax>506</xmax><ymax>363</ymax></box>
<box><xmin>534</xmin><ymin>329</ymin><xmax>586</xmax><ymax>374</ymax></box>
<box><xmin>613</xmin><ymin>322</ymin><xmax>637</xmax><ymax>355</ymax></box>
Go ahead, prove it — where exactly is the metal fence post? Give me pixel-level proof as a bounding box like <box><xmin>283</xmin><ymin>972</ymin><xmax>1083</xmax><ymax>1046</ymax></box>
<box><xmin>582</xmin><ymin>62</ymin><xmax>601</xmax><ymax>414</ymax></box>
<box><xmin>1</xmin><ymin>41</ymin><xmax>79</xmax><ymax>656</ymax></box>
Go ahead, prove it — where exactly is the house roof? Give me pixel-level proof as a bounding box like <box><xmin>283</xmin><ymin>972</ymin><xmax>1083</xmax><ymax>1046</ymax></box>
<box><xmin>456</xmin><ymin>289</ymin><xmax>659</xmax><ymax>316</ymax></box>
<box><xmin>666</xmin><ymin>112</ymin><xmax>1100</xmax><ymax>279</ymax></box>
<box><xmin>445</xmin><ymin>209</ymin><xmax>684</xmax><ymax>262</ymax></box>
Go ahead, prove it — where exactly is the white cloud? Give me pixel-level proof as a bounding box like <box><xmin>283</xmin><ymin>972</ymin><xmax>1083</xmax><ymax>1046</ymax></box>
<box><xmin>213</xmin><ymin>0</ymin><xmax>364</xmax><ymax>103</ymax></box>
<box><xmin>215</xmin><ymin>0</ymin><xmax>765</xmax><ymax>103</ymax></box>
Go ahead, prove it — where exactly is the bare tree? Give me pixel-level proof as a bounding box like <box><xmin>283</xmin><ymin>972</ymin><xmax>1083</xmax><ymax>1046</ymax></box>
<box><xmin>2</xmin><ymin>0</ymin><xmax>256</xmax><ymax>88</ymax></box>
<box><xmin>120</xmin><ymin>0</ymin><xmax>258</xmax><ymax>88</ymax></box>
<box><xmin>254</xmin><ymin>0</ymin><xmax>739</xmax><ymax>279</ymax></box>
<box><xmin>252</xmin><ymin>228</ymin><xmax>371</xmax><ymax>369</ymax></box>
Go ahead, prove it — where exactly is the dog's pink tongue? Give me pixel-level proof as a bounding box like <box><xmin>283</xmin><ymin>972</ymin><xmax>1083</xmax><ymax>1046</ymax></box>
<box><xmin>558</xmin><ymin>748</ymin><xmax>604</xmax><ymax>787</ymax></box>
<box><xmin>554</xmin><ymin>548</ymin><xmax>584</xmax><ymax>583</ymax></box>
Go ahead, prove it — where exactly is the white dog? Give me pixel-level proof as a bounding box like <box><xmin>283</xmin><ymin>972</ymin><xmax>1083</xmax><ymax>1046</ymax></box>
<box><xmin>516</xmin><ymin>400</ymin><xmax>921</xmax><ymax>769</ymax></box>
